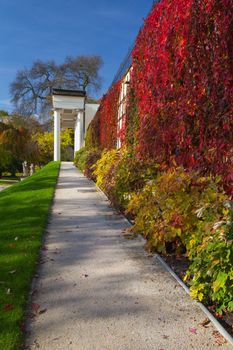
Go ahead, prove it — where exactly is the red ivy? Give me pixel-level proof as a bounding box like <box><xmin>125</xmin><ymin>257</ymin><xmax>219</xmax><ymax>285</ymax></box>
<box><xmin>99</xmin><ymin>81</ymin><xmax>121</xmax><ymax>149</ymax></box>
<box><xmin>87</xmin><ymin>81</ymin><xmax>121</xmax><ymax>150</ymax></box>
<box><xmin>131</xmin><ymin>0</ymin><xmax>233</xmax><ymax>194</ymax></box>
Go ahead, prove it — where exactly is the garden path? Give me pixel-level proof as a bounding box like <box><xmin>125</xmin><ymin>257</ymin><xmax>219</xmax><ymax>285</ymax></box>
<box><xmin>25</xmin><ymin>162</ymin><xmax>232</xmax><ymax>350</ymax></box>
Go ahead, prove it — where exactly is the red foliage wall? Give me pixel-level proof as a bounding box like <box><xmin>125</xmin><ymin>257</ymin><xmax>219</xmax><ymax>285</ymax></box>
<box><xmin>131</xmin><ymin>0</ymin><xmax>233</xmax><ymax>193</ymax></box>
<box><xmin>98</xmin><ymin>81</ymin><xmax>121</xmax><ymax>149</ymax></box>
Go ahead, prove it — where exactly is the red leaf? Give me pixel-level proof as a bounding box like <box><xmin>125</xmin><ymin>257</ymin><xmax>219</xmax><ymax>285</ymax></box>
<box><xmin>189</xmin><ymin>327</ymin><xmax>197</xmax><ymax>334</ymax></box>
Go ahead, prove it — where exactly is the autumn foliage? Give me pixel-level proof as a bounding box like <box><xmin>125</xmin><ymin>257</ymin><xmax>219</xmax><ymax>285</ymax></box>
<box><xmin>78</xmin><ymin>0</ymin><xmax>233</xmax><ymax>313</ymax></box>
<box><xmin>87</xmin><ymin>0</ymin><xmax>233</xmax><ymax>193</ymax></box>
<box><xmin>99</xmin><ymin>81</ymin><xmax>121</xmax><ymax>149</ymax></box>
<box><xmin>131</xmin><ymin>0</ymin><xmax>233</xmax><ymax>193</ymax></box>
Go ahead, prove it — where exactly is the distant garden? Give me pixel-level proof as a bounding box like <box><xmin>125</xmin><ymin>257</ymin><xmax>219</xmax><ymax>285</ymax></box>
<box><xmin>0</xmin><ymin>111</ymin><xmax>73</xmax><ymax>179</ymax></box>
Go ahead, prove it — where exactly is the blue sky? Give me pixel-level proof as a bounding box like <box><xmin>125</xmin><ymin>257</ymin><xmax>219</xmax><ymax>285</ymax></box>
<box><xmin>0</xmin><ymin>0</ymin><xmax>154</xmax><ymax>113</ymax></box>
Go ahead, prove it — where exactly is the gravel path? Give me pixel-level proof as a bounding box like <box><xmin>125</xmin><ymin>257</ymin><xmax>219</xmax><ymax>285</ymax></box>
<box><xmin>25</xmin><ymin>162</ymin><xmax>232</xmax><ymax>350</ymax></box>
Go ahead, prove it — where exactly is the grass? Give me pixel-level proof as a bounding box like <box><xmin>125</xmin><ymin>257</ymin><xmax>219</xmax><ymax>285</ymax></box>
<box><xmin>0</xmin><ymin>161</ymin><xmax>60</xmax><ymax>350</ymax></box>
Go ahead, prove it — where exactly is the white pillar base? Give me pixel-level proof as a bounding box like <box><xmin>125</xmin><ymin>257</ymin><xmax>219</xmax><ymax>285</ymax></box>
<box><xmin>54</xmin><ymin>110</ymin><xmax>61</xmax><ymax>161</ymax></box>
<box><xmin>74</xmin><ymin>110</ymin><xmax>84</xmax><ymax>154</ymax></box>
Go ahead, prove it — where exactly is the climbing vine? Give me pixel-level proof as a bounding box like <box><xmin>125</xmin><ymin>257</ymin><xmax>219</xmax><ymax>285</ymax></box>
<box><xmin>130</xmin><ymin>0</ymin><xmax>233</xmax><ymax>194</ymax></box>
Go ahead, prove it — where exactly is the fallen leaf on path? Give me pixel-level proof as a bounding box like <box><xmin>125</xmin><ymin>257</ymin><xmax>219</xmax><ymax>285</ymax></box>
<box><xmin>30</xmin><ymin>289</ymin><xmax>38</xmax><ymax>296</ymax></box>
<box><xmin>212</xmin><ymin>330</ymin><xmax>227</xmax><ymax>345</ymax></box>
<box><xmin>199</xmin><ymin>318</ymin><xmax>210</xmax><ymax>328</ymax></box>
<box><xmin>189</xmin><ymin>327</ymin><xmax>197</xmax><ymax>334</ymax></box>
<box><xmin>52</xmin><ymin>337</ymin><xmax>61</xmax><ymax>342</ymax></box>
<box><xmin>4</xmin><ymin>304</ymin><xmax>13</xmax><ymax>312</ymax></box>
<box><xmin>39</xmin><ymin>308</ymin><xmax>47</xmax><ymax>314</ymax></box>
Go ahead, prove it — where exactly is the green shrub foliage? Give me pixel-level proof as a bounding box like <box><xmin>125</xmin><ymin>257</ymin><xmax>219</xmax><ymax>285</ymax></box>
<box><xmin>74</xmin><ymin>147</ymin><xmax>102</xmax><ymax>181</ymax></box>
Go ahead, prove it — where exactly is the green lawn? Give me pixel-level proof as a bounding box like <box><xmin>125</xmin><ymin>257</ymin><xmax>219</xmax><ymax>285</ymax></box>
<box><xmin>0</xmin><ymin>161</ymin><xmax>60</xmax><ymax>350</ymax></box>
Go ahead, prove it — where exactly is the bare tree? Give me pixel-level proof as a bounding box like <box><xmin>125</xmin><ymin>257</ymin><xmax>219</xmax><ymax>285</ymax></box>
<box><xmin>10</xmin><ymin>55</ymin><xmax>103</xmax><ymax>118</ymax></box>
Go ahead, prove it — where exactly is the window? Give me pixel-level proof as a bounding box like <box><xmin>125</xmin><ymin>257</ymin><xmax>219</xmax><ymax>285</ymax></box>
<box><xmin>117</xmin><ymin>68</ymin><xmax>131</xmax><ymax>148</ymax></box>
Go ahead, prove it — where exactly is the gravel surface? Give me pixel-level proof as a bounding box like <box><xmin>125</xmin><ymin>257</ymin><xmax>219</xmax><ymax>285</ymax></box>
<box><xmin>25</xmin><ymin>162</ymin><xmax>232</xmax><ymax>350</ymax></box>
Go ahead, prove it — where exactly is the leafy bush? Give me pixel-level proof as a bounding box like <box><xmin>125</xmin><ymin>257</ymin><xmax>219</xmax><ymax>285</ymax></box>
<box><xmin>83</xmin><ymin>148</ymin><xmax>102</xmax><ymax>180</ymax></box>
<box><xmin>127</xmin><ymin>168</ymin><xmax>229</xmax><ymax>254</ymax></box>
<box><xmin>111</xmin><ymin>147</ymin><xmax>158</xmax><ymax>208</ymax></box>
<box><xmin>93</xmin><ymin>147</ymin><xmax>158</xmax><ymax>208</ymax></box>
<box><xmin>85</xmin><ymin>113</ymin><xmax>100</xmax><ymax>149</ymax></box>
<box><xmin>74</xmin><ymin>147</ymin><xmax>101</xmax><ymax>180</ymax></box>
<box><xmin>126</xmin><ymin>166</ymin><xmax>233</xmax><ymax>311</ymax></box>
<box><xmin>36</xmin><ymin>129</ymin><xmax>74</xmax><ymax>164</ymax></box>
<box><xmin>74</xmin><ymin>148</ymin><xmax>88</xmax><ymax>172</ymax></box>
<box><xmin>93</xmin><ymin>149</ymin><xmax>120</xmax><ymax>201</ymax></box>
<box><xmin>186</xmin><ymin>231</ymin><xmax>233</xmax><ymax>313</ymax></box>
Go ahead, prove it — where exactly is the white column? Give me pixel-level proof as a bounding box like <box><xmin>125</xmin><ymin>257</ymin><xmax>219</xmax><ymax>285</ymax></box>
<box><xmin>74</xmin><ymin>110</ymin><xmax>84</xmax><ymax>154</ymax></box>
<box><xmin>54</xmin><ymin>110</ymin><xmax>61</xmax><ymax>161</ymax></box>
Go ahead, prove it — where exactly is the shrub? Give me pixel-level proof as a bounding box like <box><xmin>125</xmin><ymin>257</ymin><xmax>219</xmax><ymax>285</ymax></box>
<box><xmin>93</xmin><ymin>149</ymin><xmax>120</xmax><ymax>202</ymax></box>
<box><xmin>111</xmin><ymin>147</ymin><xmax>158</xmax><ymax>208</ymax></box>
<box><xmin>127</xmin><ymin>168</ymin><xmax>229</xmax><ymax>254</ymax></box>
<box><xmin>74</xmin><ymin>147</ymin><xmax>101</xmax><ymax>180</ymax></box>
<box><xmin>85</xmin><ymin>112</ymin><xmax>100</xmax><ymax>149</ymax></box>
<box><xmin>93</xmin><ymin>147</ymin><xmax>159</xmax><ymax>208</ymax></box>
<box><xmin>83</xmin><ymin>148</ymin><xmax>102</xmax><ymax>181</ymax></box>
<box><xmin>186</xmin><ymin>229</ymin><xmax>233</xmax><ymax>313</ymax></box>
<box><xmin>74</xmin><ymin>148</ymin><xmax>88</xmax><ymax>172</ymax></box>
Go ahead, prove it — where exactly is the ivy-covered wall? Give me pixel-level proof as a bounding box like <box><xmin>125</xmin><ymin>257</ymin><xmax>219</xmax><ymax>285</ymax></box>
<box><xmin>86</xmin><ymin>0</ymin><xmax>233</xmax><ymax>193</ymax></box>
<box><xmin>130</xmin><ymin>0</ymin><xmax>233</xmax><ymax>194</ymax></box>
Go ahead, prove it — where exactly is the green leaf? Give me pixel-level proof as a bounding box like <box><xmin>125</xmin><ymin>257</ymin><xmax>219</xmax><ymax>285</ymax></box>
<box><xmin>227</xmin><ymin>301</ymin><xmax>233</xmax><ymax>310</ymax></box>
<box><xmin>212</xmin><ymin>271</ymin><xmax>228</xmax><ymax>293</ymax></box>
